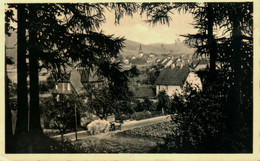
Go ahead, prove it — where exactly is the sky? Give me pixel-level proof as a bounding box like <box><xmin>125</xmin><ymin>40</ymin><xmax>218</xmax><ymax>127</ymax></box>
<box><xmin>6</xmin><ymin>6</ymin><xmax>197</xmax><ymax>46</ymax></box>
<box><xmin>100</xmin><ymin>10</ymin><xmax>197</xmax><ymax>45</ymax></box>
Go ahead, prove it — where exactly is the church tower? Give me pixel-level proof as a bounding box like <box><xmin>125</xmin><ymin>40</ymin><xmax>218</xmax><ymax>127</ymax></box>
<box><xmin>138</xmin><ymin>44</ymin><xmax>144</xmax><ymax>57</ymax></box>
<box><xmin>139</xmin><ymin>44</ymin><xmax>142</xmax><ymax>53</ymax></box>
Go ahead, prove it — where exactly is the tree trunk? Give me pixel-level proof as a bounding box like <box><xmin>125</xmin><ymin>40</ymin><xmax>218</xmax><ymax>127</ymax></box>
<box><xmin>29</xmin><ymin>5</ymin><xmax>42</xmax><ymax>133</ymax></box>
<box><xmin>207</xmin><ymin>3</ymin><xmax>217</xmax><ymax>76</ymax></box>
<box><xmin>230</xmin><ymin>6</ymin><xmax>242</xmax><ymax>149</ymax></box>
<box><xmin>16</xmin><ymin>4</ymin><xmax>29</xmax><ymax>135</ymax></box>
<box><xmin>5</xmin><ymin>52</ymin><xmax>14</xmax><ymax>152</ymax></box>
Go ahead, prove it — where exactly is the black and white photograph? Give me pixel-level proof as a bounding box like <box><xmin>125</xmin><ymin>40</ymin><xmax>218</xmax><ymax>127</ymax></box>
<box><xmin>1</xmin><ymin>1</ymin><xmax>259</xmax><ymax>160</ymax></box>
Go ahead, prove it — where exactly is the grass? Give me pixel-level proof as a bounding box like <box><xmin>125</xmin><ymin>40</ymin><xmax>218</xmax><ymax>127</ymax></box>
<box><xmin>7</xmin><ymin>131</ymin><xmax>86</xmax><ymax>153</ymax></box>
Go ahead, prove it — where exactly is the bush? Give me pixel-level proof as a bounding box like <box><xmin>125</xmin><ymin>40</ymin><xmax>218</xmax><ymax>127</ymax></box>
<box><xmin>40</xmin><ymin>95</ymin><xmax>80</xmax><ymax>139</ymax></box>
<box><xmin>134</xmin><ymin>97</ymin><xmax>156</xmax><ymax>112</ymax></box>
<box><xmin>130</xmin><ymin>111</ymin><xmax>152</xmax><ymax>120</ymax></box>
<box><xmin>155</xmin><ymin>71</ymin><xmax>252</xmax><ymax>153</ymax></box>
<box><xmin>156</xmin><ymin>83</ymin><xmax>227</xmax><ymax>152</ymax></box>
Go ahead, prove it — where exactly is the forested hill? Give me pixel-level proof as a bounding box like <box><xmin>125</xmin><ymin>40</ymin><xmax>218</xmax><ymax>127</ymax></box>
<box><xmin>121</xmin><ymin>39</ymin><xmax>195</xmax><ymax>57</ymax></box>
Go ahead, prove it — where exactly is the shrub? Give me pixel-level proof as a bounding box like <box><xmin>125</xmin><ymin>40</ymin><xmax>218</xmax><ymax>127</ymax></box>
<box><xmin>40</xmin><ymin>95</ymin><xmax>80</xmax><ymax>139</ymax></box>
<box><xmin>130</xmin><ymin>111</ymin><xmax>152</xmax><ymax>120</ymax></box>
<box><xmin>156</xmin><ymin>71</ymin><xmax>252</xmax><ymax>153</ymax></box>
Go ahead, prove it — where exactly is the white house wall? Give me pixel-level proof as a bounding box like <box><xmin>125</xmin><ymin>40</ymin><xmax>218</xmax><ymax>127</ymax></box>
<box><xmin>156</xmin><ymin>85</ymin><xmax>182</xmax><ymax>96</ymax></box>
<box><xmin>184</xmin><ymin>72</ymin><xmax>203</xmax><ymax>91</ymax></box>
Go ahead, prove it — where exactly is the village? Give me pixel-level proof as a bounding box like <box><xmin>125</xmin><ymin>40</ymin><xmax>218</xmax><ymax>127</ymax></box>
<box><xmin>7</xmin><ymin>39</ymin><xmax>210</xmax><ymax>145</ymax></box>
<box><xmin>4</xmin><ymin>2</ymin><xmax>253</xmax><ymax>154</ymax></box>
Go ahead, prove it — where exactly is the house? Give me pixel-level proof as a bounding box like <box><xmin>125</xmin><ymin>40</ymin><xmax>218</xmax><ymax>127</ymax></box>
<box><xmin>160</xmin><ymin>58</ymin><xmax>168</xmax><ymax>65</ymax></box>
<box><xmin>164</xmin><ymin>59</ymin><xmax>174</xmax><ymax>68</ymax></box>
<box><xmin>52</xmin><ymin>66</ymin><xmax>107</xmax><ymax>126</ymax></box>
<box><xmin>77</xmin><ymin>67</ymin><xmax>105</xmax><ymax>91</ymax></box>
<box><xmin>156</xmin><ymin>58</ymin><xmax>161</xmax><ymax>63</ymax></box>
<box><xmin>131</xmin><ymin>56</ymin><xmax>136</xmax><ymax>60</ymax></box>
<box><xmin>155</xmin><ymin>66</ymin><xmax>202</xmax><ymax>96</ymax></box>
<box><xmin>149</xmin><ymin>53</ymin><xmax>157</xmax><ymax>58</ymax></box>
<box><xmin>52</xmin><ymin>66</ymin><xmax>105</xmax><ymax>96</ymax></box>
<box><xmin>123</xmin><ymin>59</ymin><xmax>129</xmax><ymax>64</ymax></box>
<box><xmin>192</xmin><ymin>59</ymin><xmax>209</xmax><ymax>71</ymax></box>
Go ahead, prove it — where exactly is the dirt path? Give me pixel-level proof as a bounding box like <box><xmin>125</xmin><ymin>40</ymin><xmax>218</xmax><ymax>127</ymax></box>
<box><xmin>51</xmin><ymin>115</ymin><xmax>172</xmax><ymax>141</ymax></box>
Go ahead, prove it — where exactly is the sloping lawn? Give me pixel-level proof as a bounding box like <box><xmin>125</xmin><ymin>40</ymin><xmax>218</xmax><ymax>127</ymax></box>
<box><xmin>75</xmin><ymin>122</ymin><xmax>177</xmax><ymax>153</ymax></box>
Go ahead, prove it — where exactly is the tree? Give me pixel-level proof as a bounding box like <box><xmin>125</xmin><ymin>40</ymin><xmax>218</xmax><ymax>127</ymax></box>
<box><xmin>147</xmin><ymin>65</ymin><xmax>160</xmax><ymax>84</ymax></box>
<box><xmin>157</xmin><ymin>91</ymin><xmax>170</xmax><ymax>114</ymax></box>
<box><xmin>41</xmin><ymin>95</ymin><xmax>79</xmax><ymax>140</ymax></box>
<box><xmin>10</xmin><ymin>3</ymin><xmax>137</xmax><ymax>128</ymax></box>
<box><xmin>5</xmin><ymin>6</ymin><xmax>17</xmax><ymax>153</ymax></box>
<box><xmin>141</xmin><ymin>3</ymin><xmax>219</xmax><ymax>75</ymax></box>
<box><xmin>6</xmin><ymin>3</ymin><xmax>139</xmax><ymax>152</ymax></box>
<box><xmin>141</xmin><ymin>2</ymin><xmax>253</xmax><ymax>152</ymax></box>
<box><xmin>218</xmin><ymin>2</ymin><xmax>253</xmax><ymax>151</ymax></box>
<box><xmin>16</xmin><ymin>4</ymin><xmax>29</xmax><ymax>135</ymax></box>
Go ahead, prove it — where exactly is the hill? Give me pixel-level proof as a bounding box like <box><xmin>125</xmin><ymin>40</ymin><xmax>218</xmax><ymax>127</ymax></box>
<box><xmin>121</xmin><ymin>39</ymin><xmax>195</xmax><ymax>58</ymax></box>
<box><xmin>5</xmin><ymin>31</ymin><xmax>195</xmax><ymax>64</ymax></box>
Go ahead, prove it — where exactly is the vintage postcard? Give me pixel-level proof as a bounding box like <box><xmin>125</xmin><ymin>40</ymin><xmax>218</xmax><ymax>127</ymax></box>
<box><xmin>0</xmin><ymin>0</ymin><xmax>259</xmax><ymax>161</ymax></box>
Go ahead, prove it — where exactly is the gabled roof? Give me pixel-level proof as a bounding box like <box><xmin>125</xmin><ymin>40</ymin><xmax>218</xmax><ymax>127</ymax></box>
<box><xmin>192</xmin><ymin>59</ymin><xmax>209</xmax><ymax>66</ymax></box>
<box><xmin>134</xmin><ymin>87</ymin><xmax>155</xmax><ymax>98</ymax></box>
<box><xmin>155</xmin><ymin>66</ymin><xmax>190</xmax><ymax>86</ymax></box>
<box><xmin>70</xmin><ymin>69</ymin><xmax>87</xmax><ymax>95</ymax></box>
<box><xmin>79</xmin><ymin>68</ymin><xmax>101</xmax><ymax>83</ymax></box>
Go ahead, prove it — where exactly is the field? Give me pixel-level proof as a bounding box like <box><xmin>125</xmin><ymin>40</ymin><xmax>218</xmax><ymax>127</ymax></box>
<box><xmin>74</xmin><ymin>121</ymin><xmax>177</xmax><ymax>153</ymax></box>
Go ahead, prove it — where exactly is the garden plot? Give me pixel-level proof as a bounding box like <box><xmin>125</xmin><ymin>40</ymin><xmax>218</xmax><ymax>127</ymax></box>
<box><xmin>74</xmin><ymin>121</ymin><xmax>177</xmax><ymax>153</ymax></box>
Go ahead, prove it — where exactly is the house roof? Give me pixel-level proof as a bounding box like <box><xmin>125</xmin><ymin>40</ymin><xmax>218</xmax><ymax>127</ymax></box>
<box><xmin>70</xmin><ymin>69</ymin><xmax>87</xmax><ymax>95</ymax></box>
<box><xmin>155</xmin><ymin>66</ymin><xmax>190</xmax><ymax>86</ymax></box>
<box><xmin>192</xmin><ymin>59</ymin><xmax>209</xmax><ymax>66</ymax></box>
<box><xmin>78</xmin><ymin>68</ymin><xmax>102</xmax><ymax>83</ymax></box>
<box><xmin>134</xmin><ymin>87</ymin><xmax>155</xmax><ymax>98</ymax></box>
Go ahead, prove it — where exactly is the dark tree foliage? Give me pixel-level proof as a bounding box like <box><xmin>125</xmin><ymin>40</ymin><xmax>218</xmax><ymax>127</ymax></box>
<box><xmin>5</xmin><ymin>7</ymin><xmax>17</xmax><ymax>153</ymax></box>
<box><xmin>140</xmin><ymin>2</ymin><xmax>196</xmax><ymax>26</ymax></box>
<box><xmin>156</xmin><ymin>91</ymin><xmax>170</xmax><ymax>114</ymax></box>
<box><xmin>7</xmin><ymin>3</ymin><xmax>138</xmax><ymax>130</ymax></box>
<box><xmin>85</xmin><ymin>64</ymin><xmax>139</xmax><ymax>119</ymax></box>
<box><xmin>6</xmin><ymin>3</ymin><xmax>139</xmax><ymax>152</ymax></box>
<box><xmin>142</xmin><ymin>2</ymin><xmax>253</xmax><ymax>152</ymax></box>
<box><xmin>147</xmin><ymin>66</ymin><xmax>160</xmax><ymax>85</ymax></box>
<box><xmin>135</xmin><ymin>97</ymin><xmax>155</xmax><ymax>112</ymax></box>
<box><xmin>155</xmin><ymin>77</ymin><xmax>227</xmax><ymax>153</ymax></box>
<box><xmin>40</xmin><ymin>95</ymin><xmax>80</xmax><ymax>140</ymax></box>
<box><xmin>182</xmin><ymin>3</ymin><xmax>218</xmax><ymax>75</ymax></box>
